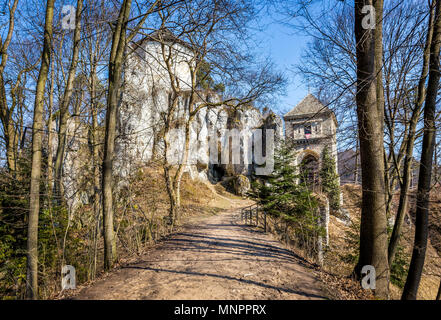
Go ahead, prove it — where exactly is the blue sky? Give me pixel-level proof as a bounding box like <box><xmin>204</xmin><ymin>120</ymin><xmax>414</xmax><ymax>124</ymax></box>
<box><xmin>253</xmin><ymin>11</ymin><xmax>313</xmax><ymax>117</ymax></box>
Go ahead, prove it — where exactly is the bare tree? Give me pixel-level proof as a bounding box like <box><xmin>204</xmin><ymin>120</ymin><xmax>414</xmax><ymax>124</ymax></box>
<box><xmin>26</xmin><ymin>0</ymin><xmax>55</xmax><ymax>300</ymax></box>
<box><xmin>353</xmin><ymin>0</ymin><xmax>389</xmax><ymax>299</ymax></box>
<box><xmin>128</xmin><ymin>0</ymin><xmax>284</xmax><ymax>227</ymax></box>
<box><xmin>402</xmin><ymin>0</ymin><xmax>441</xmax><ymax>300</ymax></box>
<box><xmin>0</xmin><ymin>0</ymin><xmax>20</xmax><ymax>173</ymax></box>
<box><xmin>388</xmin><ymin>0</ymin><xmax>435</xmax><ymax>266</ymax></box>
<box><xmin>53</xmin><ymin>0</ymin><xmax>84</xmax><ymax>200</ymax></box>
<box><xmin>81</xmin><ymin>0</ymin><xmax>111</xmax><ymax>278</ymax></box>
<box><xmin>102</xmin><ymin>0</ymin><xmax>159</xmax><ymax>270</ymax></box>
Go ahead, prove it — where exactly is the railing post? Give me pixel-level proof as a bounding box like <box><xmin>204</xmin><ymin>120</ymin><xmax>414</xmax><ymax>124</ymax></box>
<box><xmin>255</xmin><ymin>205</ymin><xmax>258</xmax><ymax>227</ymax></box>
<box><xmin>264</xmin><ymin>210</ymin><xmax>267</xmax><ymax>233</ymax></box>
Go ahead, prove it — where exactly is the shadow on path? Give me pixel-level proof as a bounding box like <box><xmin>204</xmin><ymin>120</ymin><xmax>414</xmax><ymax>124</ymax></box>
<box><xmin>124</xmin><ymin>265</ymin><xmax>325</xmax><ymax>299</ymax></box>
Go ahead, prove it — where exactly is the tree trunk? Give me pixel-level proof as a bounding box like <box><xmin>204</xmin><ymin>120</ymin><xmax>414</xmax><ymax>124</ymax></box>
<box><xmin>353</xmin><ymin>0</ymin><xmax>390</xmax><ymax>299</ymax></box>
<box><xmin>90</xmin><ymin>60</ymin><xmax>101</xmax><ymax>278</ymax></box>
<box><xmin>102</xmin><ymin>0</ymin><xmax>132</xmax><ymax>270</ymax></box>
<box><xmin>375</xmin><ymin>0</ymin><xmax>386</xmax><ymax>213</ymax></box>
<box><xmin>54</xmin><ymin>0</ymin><xmax>83</xmax><ymax>201</ymax></box>
<box><xmin>26</xmin><ymin>0</ymin><xmax>55</xmax><ymax>300</ymax></box>
<box><xmin>0</xmin><ymin>0</ymin><xmax>19</xmax><ymax>173</ymax></box>
<box><xmin>173</xmin><ymin>115</ymin><xmax>194</xmax><ymax>214</ymax></box>
<box><xmin>402</xmin><ymin>0</ymin><xmax>441</xmax><ymax>300</ymax></box>
<box><xmin>354</xmin><ymin>138</ymin><xmax>359</xmax><ymax>184</ymax></box>
<box><xmin>164</xmin><ymin>166</ymin><xmax>178</xmax><ymax>228</ymax></box>
<box><xmin>162</xmin><ymin>92</ymin><xmax>180</xmax><ymax>227</ymax></box>
<box><xmin>0</xmin><ymin>70</ymin><xmax>19</xmax><ymax>174</ymax></box>
<box><xmin>47</xmin><ymin>55</ymin><xmax>55</xmax><ymax>197</ymax></box>
<box><xmin>388</xmin><ymin>2</ymin><xmax>435</xmax><ymax>266</ymax></box>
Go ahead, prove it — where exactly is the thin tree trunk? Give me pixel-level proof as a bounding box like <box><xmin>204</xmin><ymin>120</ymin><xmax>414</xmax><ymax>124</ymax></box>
<box><xmin>388</xmin><ymin>2</ymin><xmax>435</xmax><ymax>266</ymax></box>
<box><xmin>355</xmin><ymin>137</ymin><xmax>360</xmax><ymax>184</ymax></box>
<box><xmin>375</xmin><ymin>0</ymin><xmax>387</xmax><ymax>215</ymax></box>
<box><xmin>102</xmin><ymin>0</ymin><xmax>132</xmax><ymax>270</ymax></box>
<box><xmin>54</xmin><ymin>0</ymin><xmax>83</xmax><ymax>200</ymax></box>
<box><xmin>173</xmin><ymin>115</ymin><xmax>194</xmax><ymax>212</ymax></box>
<box><xmin>353</xmin><ymin>0</ymin><xmax>390</xmax><ymax>299</ymax></box>
<box><xmin>90</xmin><ymin>59</ymin><xmax>101</xmax><ymax>278</ymax></box>
<box><xmin>163</xmin><ymin>92</ymin><xmax>180</xmax><ymax>227</ymax></box>
<box><xmin>47</xmin><ymin>55</ymin><xmax>55</xmax><ymax>197</ymax></box>
<box><xmin>164</xmin><ymin>166</ymin><xmax>178</xmax><ymax>228</ymax></box>
<box><xmin>0</xmin><ymin>0</ymin><xmax>19</xmax><ymax>173</ymax></box>
<box><xmin>26</xmin><ymin>0</ymin><xmax>55</xmax><ymax>300</ymax></box>
<box><xmin>402</xmin><ymin>0</ymin><xmax>441</xmax><ymax>300</ymax></box>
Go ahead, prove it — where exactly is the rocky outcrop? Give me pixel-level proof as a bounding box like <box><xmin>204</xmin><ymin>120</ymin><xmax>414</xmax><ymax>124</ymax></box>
<box><xmin>115</xmin><ymin>85</ymin><xmax>283</xmax><ymax>183</ymax></box>
<box><xmin>232</xmin><ymin>175</ymin><xmax>251</xmax><ymax>197</ymax></box>
<box><xmin>114</xmin><ymin>35</ymin><xmax>283</xmax><ymax>184</ymax></box>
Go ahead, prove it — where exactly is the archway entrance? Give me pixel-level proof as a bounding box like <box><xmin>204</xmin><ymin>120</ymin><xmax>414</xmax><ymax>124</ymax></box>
<box><xmin>300</xmin><ymin>154</ymin><xmax>320</xmax><ymax>191</ymax></box>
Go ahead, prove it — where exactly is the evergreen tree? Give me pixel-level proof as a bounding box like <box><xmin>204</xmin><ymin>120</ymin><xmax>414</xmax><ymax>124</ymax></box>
<box><xmin>320</xmin><ymin>146</ymin><xmax>341</xmax><ymax>211</ymax></box>
<box><xmin>250</xmin><ymin>141</ymin><xmax>323</xmax><ymax>254</ymax></box>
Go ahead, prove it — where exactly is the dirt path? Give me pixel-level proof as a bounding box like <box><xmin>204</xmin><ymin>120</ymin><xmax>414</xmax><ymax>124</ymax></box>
<box><xmin>72</xmin><ymin>199</ymin><xmax>327</xmax><ymax>300</ymax></box>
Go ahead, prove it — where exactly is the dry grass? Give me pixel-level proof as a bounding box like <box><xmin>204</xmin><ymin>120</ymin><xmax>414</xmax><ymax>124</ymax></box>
<box><xmin>324</xmin><ymin>184</ymin><xmax>441</xmax><ymax>300</ymax></box>
<box><xmin>51</xmin><ymin>164</ymin><xmax>235</xmax><ymax>300</ymax></box>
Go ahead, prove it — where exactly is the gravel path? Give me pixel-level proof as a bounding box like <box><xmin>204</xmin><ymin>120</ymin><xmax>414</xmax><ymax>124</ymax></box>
<box><xmin>73</xmin><ymin>200</ymin><xmax>327</xmax><ymax>300</ymax></box>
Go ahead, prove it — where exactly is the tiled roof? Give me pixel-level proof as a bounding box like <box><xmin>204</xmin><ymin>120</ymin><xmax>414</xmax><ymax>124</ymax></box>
<box><xmin>284</xmin><ymin>94</ymin><xmax>338</xmax><ymax>126</ymax></box>
<box><xmin>284</xmin><ymin>94</ymin><xmax>329</xmax><ymax>118</ymax></box>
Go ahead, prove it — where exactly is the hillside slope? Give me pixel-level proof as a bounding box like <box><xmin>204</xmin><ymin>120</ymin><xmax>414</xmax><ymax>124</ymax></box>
<box><xmin>325</xmin><ymin>184</ymin><xmax>441</xmax><ymax>300</ymax></box>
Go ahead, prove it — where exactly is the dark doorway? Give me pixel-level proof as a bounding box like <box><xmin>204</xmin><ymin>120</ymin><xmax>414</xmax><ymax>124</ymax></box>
<box><xmin>300</xmin><ymin>154</ymin><xmax>320</xmax><ymax>191</ymax></box>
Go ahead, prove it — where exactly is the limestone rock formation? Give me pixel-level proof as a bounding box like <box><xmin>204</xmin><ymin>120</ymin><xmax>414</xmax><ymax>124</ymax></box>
<box><xmin>232</xmin><ymin>175</ymin><xmax>251</xmax><ymax>197</ymax></box>
<box><xmin>114</xmin><ymin>34</ymin><xmax>283</xmax><ymax>183</ymax></box>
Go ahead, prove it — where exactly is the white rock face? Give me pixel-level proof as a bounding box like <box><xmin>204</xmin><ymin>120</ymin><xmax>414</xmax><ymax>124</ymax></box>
<box><xmin>61</xmin><ymin>116</ymin><xmax>89</xmax><ymax>212</ymax></box>
<box><xmin>59</xmin><ymin>33</ymin><xmax>283</xmax><ymax>214</ymax></box>
<box><xmin>115</xmin><ymin>36</ymin><xmax>282</xmax><ymax>182</ymax></box>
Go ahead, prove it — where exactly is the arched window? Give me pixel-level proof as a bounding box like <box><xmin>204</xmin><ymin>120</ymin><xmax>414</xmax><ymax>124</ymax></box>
<box><xmin>304</xmin><ymin>124</ymin><xmax>312</xmax><ymax>135</ymax></box>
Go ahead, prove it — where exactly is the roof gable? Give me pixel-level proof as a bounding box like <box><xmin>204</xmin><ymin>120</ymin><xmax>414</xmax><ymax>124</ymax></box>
<box><xmin>284</xmin><ymin>94</ymin><xmax>330</xmax><ymax>118</ymax></box>
<box><xmin>134</xmin><ymin>28</ymin><xmax>193</xmax><ymax>51</ymax></box>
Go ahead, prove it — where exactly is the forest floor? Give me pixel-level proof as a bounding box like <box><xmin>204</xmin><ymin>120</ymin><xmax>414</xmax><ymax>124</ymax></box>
<box><xmin>68</xmin><ymin>195</ymin><xmax>327</xmax><ymax>300</ymax></box>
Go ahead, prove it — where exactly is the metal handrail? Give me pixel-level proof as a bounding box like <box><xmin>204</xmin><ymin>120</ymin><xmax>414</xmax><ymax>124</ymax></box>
<box><xmin>240</xmin><ymin>203</ymin><xmax>267</xmax><ymax>232</ymax></box>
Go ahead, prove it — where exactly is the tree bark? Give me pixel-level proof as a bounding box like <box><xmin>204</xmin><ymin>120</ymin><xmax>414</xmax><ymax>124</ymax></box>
<box><xmin>388</xmin><ymin>2</ymin><xmax>435</xmax><ymax>266</ymax></box>
<box><xmin>374</xmin><ymin>0</ymin><xmax>387</xmax><ymax>214</ymax></box>
<box><xmin>353</xmin><ymin>0</ymin><xmax>390</xmax><ymax>299</ymax></box>
<box><xmin>90</xmin><ymin>56</ymin><xmax>101</xmax><ymax>278</ymax></box>
<box><xmin>402</xmin><ymin>0</ymin><xmax>441</xmax><ymax>300</ymax></box>
<box><xmin>54</xmin><ymin>0</ymin><xmax>84</xmax><ymax>200</ymax></box>
<box><xmin>102</xmin><ymin>0</ymin><xmax>132</xmax><ymax>270</ymax></box>
<box><xmin>47</xmin><ymin>54</ymin><xmax>55</xmax><ymax>197</ymax></box>
<box><xmin>162</xmin><ymin>91</ymin><xmax>180</xmax><ymax>227</ymax></box>
<box><xmin>26</xmin><ymin>0</ymin><xmax>55</xmax><ymax>300</ymax></box>
<box><xmin>0</xmin><ymin>0</ymin><xmax>20</xmax><ymax>173</ymax></box>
